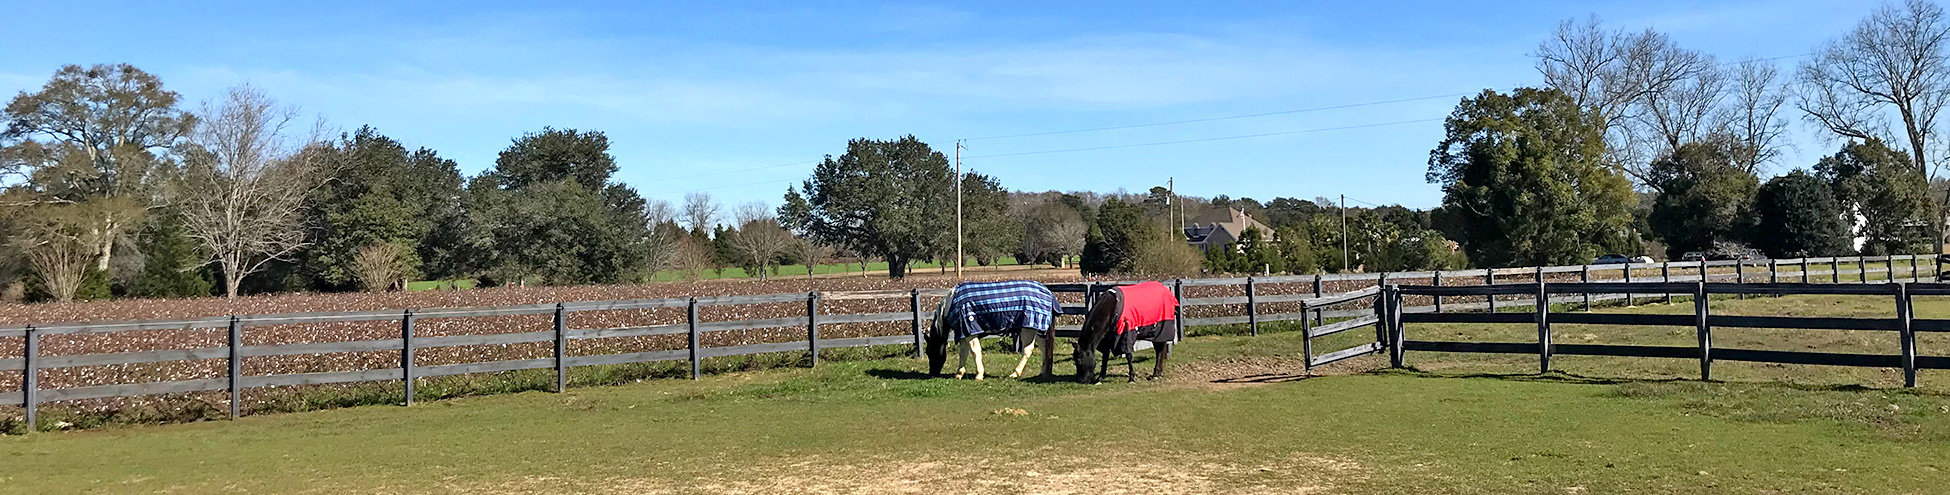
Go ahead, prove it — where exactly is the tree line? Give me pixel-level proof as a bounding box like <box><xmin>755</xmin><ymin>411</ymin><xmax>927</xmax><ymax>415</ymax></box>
<box><xmin>0</xmin><ymin>66</ymin><xmax>677</xmax><ymax>302</ymax></box>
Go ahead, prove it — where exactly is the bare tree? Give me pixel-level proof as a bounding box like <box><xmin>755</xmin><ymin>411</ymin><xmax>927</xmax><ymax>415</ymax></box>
<box><xmin>178</xmin><ymin>85</ymin><xmax>318</xmax><ymax>298</ymax></box>
<box><xmin>352</xmin><ymin>242</ymin><xmax>408</xmax><ymax>292</ymax></box>
<box><xmin>1538</xmin><ymin>16</ymin><xmax>1721</xmax><ymax>188</ymax></box>
<box><xmin>794</xmin><ymin>236</ymin><xmax>834</xmax><ymax>280</ymax></box>
<box><xmin>727</xmin><ymin>202</ymin><xmax>793</xmax><ymax>280</ymax></box>
<box><xmin>683</xmin><ymin>191</ymin><xmax>720</xmax><ymax>233</ymax></box>
<box><xmin>1726</xmin><ymin>58</ymin><xmax>1792</xmax><ymax>174</ymax></box>
<box><xmin>1798</xmin><ymin>0</ymin><xmax>1950</xmax><ymax>254</ymax></box>
<box><xmin>7</xmin><ymin>198</ymin><xmax>141</xmax><ymax>302</ymax></box>
<box><xmin>641</xmin><ymin>198</ymin><xmax>680</xmax><ymax>276</ymax></box>
<box><xmin>1021</xmin><ymin>202</ymin><xmax>1086</xmax><ymax>267</ymax></box>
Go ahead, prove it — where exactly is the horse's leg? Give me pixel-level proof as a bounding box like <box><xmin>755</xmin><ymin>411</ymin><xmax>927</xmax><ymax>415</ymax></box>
<box><xmin>955</xmin><ymin>338</ymin><xmax>970</xmax><ymax>380</ymax></box>
<box><xmin>970</xmin><ymin>337</ymin><xmax>986</xmax><ymax>381</ymax></box>
<box><xmin>1126</xmin><ymin>352</ymin><xmax>1137</xmax><ymax>383</ymax></box>
<box><xmin>1010</xmin><ymin>329</ymin><xmax>1035</xmax><ymax>378</ymax></box>
<box><xmin>1149</xmin><ymin>343</ymin><xmax>1171</xmax><ymax>380</ymax></box>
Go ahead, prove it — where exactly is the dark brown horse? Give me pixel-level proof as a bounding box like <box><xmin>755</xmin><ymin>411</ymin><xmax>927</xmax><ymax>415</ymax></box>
<box><xmin>1073</xmin><ymin>283</ymin><xmax>1179</xmax><ymax>384</ymax></box>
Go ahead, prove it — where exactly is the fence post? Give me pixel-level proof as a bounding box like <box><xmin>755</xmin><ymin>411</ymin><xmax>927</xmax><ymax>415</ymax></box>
<box><xmin>1537</xmin><ymin>280</ymin><xmax>1550</xmax><ymax>374</ymax></box>
<box><xmin>1832</xmin><ymin>258</ymin><xmax>1841</xmax><ymax>284</ymax></box>
<box><xmin>23</xmin><ymin>326</ymin><xmax>37</xmax><ymax>433</ymax></box>
<box><xmin>1740</xmin><ymin>261</ymin><xmax>1750</xmax><ymax>299</ymax></box>
<box><xmin>1769</xmin><ymin>259</ymin><xmax>1778</xmax><ymax>285</ymax></box>
<box><xmin>1899</xmin><ymin>283</ymin><xmax>1917</xmax><ymax>388</ymax></box>
<box><xmin>1300</xmin><ymin>302</ymin><xmax>1314</xmax><ymax>372</ymax></box>
<box><xmin>1486</xmin><ymin>267</ymin><xmax>1496</xmax><ymax>312</ymax></box>
<box><xmin>1312</xmin><ymin>275</ymin><xmax>1324</xmax><ymax>325</ymax></box>
<box><xmin>1581</xmin><ymin>265</ymin><xmax>1591</xmax><ymax>311</ymax></box>
<box><xmin>228</xmin><ymin>316</ymin><xmax>243</xmax><ymax>419</ymax></box>
<box><xmin>807</xmin><ymin>292</ymin><xmax>820</xmax><ymax>367</ymax></box>
<box><xmin>1859</xmin><ymin>257</ymin><xmax>1868</xmax><ymax>283</ymax></box>
<box><xmin>1623</xmin><ymin>263</ymin><xmax>1633</xmax><ymax>307</ymax></box>
<box><xmin>1245</xmin><ymin>277</ymin><xmax>1258</xmax><ymax>336</ymax></box>
<box><xmin>400</xmin><ymin>310</ymin><xmax>415</xmax><ymax>407</ymax></box>
<box><xmin>1433</xmin><ymin>270</ymin><xmax>1444</xmax><ymax>313</ymax></box>
<box><xmin>1388</xmin><ymin>288</ymin><xmax>1406</xmax><ymax>368</ymax></box>
<box><xmin>553</xmin><ymin>303</ymin><xmax>567</xmax><ymax>393</ymax></box>
<box><xmin>1695</xmin><ymin>281</ymin><xmax>1712</xmax><ymax>381</ymax></box>
<box><xmin>1662</xmin><ymin>262</ymin><xmax>1672</xmax><ymax>305</ymax></box>
<box><xmin>1937</xmin><ymin>254</ymin><xmax>1944</xmax><ymax>283</ymax></box>
<box><xmin>1914</xmin><ymin>254</ymin><xmax>1923</xmax><ymax>282</ymax></box>
<box><xmin>910</xmin><ymin>289</ymin><xmax>923</xmax><ymax>358</ymax></box>
<box><xmin>687</xmin><ymin>298</ymin><xmax>700</xmax><ymax>379</ymax></box>
<box><xmin>1173</xmin><ymin>279</ymin><xmax>1184</xmax><ymax>325</ymax></box>
<box><xmin>1803</xmin><ymin>259</ymin><xmax>1812</xmax><ymax>284</ymax></box>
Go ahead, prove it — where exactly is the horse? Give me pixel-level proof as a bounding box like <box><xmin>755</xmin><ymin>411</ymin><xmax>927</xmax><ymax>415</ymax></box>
<box><xmin>1074</xmin><ymin>280</ymin><xmax>1180</xmax><ymax>384</ymax></box>
<box><xmin>924</xmin><ymin>280</ymin><xmax>1058</xmax><ymax>380</ymax></box>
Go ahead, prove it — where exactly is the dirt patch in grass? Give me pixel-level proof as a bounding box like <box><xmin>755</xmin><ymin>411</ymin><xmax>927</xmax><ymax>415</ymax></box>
<box><xmin>444</xmin><ymin>450</ymin><xmax>1364</xmax><ymax>495</ymax></box>
<box><xmin>1162</xmin><ymin>353</ymin><xmax>1383</xmax><ymax>389</ymax></box>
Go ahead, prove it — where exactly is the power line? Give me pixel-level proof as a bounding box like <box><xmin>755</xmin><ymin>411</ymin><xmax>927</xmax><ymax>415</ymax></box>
<box><xmin>963</xmin><ymin>118</ymin><xmax>1445</xmax><ymax>160</ymax></box>
<box><xmin>659</xmin><ymin>159</ymin><xmax>821</xmax><ymax>182</ymax></box>
<box><xmin>964</xmin><ymin>92</ymin><xmax>1471</xmax><ymax>141</ymax></box>
<box><xmin>648</xmin><ymin>178</ymin><xmax>798</xmax><ymax>196</ymax></box>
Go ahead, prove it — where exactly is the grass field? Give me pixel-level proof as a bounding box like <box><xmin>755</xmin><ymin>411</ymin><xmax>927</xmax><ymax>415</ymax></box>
<box><xmin>6</xmin><ymin>294</ymin><xmax>1950</xmax><ymax>493</ymax></box>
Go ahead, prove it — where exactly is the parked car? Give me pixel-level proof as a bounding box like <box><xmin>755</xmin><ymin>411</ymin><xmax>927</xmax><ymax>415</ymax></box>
<box><xmin>1679</xmin><ymin>252</ymin><xmax>1706</xmax><ymax>262</ymax></box>
<box><xmin>1632</xmin><ymin>255</ymin><xmax>1656</xmax><ymax>264</ymax></box>
<box><xmin>1709</xmin><ymin>248</ymin><xmax>1767</xmax><ymax>262</ymax></box>
<box><xmin>1592</xmin><ymin>254</ymin><xmax>1632</xmax><ymax>264</ymax></box>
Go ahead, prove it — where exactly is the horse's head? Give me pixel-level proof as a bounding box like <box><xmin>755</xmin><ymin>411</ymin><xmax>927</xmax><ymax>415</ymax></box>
<box><xmin>1073</xmin><ymin>289</ymin><xmax>1120</xmax><ymax>384</ymax></box>
<box><xmin>924</xmin><ymin>295</ymin><xmax>953</xmax><ymax>376</ymax></box>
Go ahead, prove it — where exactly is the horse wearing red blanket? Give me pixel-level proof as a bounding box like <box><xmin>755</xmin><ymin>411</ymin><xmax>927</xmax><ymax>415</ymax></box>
<box><xmin>1074</xmin><ymin>280</ymin><xmax>1180</xmax><ymax>384</ymax></box>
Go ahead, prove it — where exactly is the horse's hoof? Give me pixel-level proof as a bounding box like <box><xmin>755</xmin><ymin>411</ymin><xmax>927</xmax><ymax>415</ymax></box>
<box><xmin>974</xmin><ymin>376</ymin><xmax>984</xmax><ymax>381</ymax></box>
<box><xmin>1007</xmin><ymin>373</ymin><xmax>1020</xmax><ymax>378</ymax></box>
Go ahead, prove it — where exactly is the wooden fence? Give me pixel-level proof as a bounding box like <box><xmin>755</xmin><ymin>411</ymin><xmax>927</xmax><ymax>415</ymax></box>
<box><xmin>0</xmin><ymin>254</ymin><xmax>1937</xmax><ymax>430</ymax></box>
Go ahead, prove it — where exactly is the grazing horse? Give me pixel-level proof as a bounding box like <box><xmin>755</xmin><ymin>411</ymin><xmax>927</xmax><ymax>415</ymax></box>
<box><xmin>925</xmin><ymin>280</ymin><xmax>1058</xmax><ymax>380</ymax></box>
<box><xmin>1074</xmin><ymin>280</ymin><xmax>1180</xmax><ymax>384</ymax></box>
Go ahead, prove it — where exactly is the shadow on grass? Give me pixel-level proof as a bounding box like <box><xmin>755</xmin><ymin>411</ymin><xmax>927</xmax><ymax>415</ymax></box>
<box><xmin>865</xmin><ymin>368</ymin><xmax>1084</xmax><ymax>384</ymax></box>
<box><xmin>1366</xmin><ymin>367</ymin><xmax>1950</xmax><ymax>397</ymax></box>
<box><xmin>1210</xmin><ymin>372</ymin><xmax>1315</xmax><ymax>385</ymax></box>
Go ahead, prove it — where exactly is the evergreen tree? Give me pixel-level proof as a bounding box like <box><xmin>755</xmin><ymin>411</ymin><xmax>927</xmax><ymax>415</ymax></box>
<box><xmin>1754</xmin><ymin>170</ymin><xmax>1851</xmax><ymax>258</ymax></box>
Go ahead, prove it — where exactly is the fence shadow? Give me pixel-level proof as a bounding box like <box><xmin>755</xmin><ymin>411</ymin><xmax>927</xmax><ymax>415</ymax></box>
<box><xmin>1367</xmin><ymin>367</ymin><xmax>1950</xmax><ymax>396</ymax></box>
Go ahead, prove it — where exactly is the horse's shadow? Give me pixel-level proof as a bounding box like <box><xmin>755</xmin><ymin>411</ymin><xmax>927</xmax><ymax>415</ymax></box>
<box><xmin>866</xmin><ymin>368</ymin><xmax>1080</xmax><ymax>384</ymax></box>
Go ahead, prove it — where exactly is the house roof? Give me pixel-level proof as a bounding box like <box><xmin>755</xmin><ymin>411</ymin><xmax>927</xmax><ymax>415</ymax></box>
<box><xmin>1185</xmin><ymin>208</ymin><xmax>1271</xmax><ymax>244</ymax></box>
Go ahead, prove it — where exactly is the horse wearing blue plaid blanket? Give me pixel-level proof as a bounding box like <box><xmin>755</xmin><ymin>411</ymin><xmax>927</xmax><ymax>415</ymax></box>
<box><xmin>925</xmin><ymin>281</ymin><xmax>1058</xmax><ymax>380</ymax></box>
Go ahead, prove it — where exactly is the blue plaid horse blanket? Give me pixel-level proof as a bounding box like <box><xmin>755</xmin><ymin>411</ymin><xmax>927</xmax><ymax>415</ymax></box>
<box><xmin>942</xmin><ymin>281</ymin><xmax>1057</xmax><ymax>340</ymax></box>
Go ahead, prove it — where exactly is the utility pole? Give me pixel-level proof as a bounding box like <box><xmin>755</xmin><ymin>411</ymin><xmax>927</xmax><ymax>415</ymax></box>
<box><xmin>955</xmin><ymin>140</ymin><xmax>964</xmax><ymax>280</ymax></box>
<box><xmin>1168</xmin><ymin>177</ymin><xmax>1176</xmax><ymax>240</ymax></box>
<box><xmin>1340</xmin><ymin>194</ymin><xmax>1349</xmax><ymax>272</ymax></box>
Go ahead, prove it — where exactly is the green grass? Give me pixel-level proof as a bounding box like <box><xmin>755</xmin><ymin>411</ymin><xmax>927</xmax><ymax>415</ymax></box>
<box><xmin>9</xmin><ymin>295</ymin><xmax>1950</xmax><ymax>493</ymax></box>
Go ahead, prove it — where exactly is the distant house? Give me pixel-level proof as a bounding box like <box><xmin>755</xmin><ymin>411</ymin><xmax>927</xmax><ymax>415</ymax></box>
<box><xmin>1185</xmin><ymin>208</ymin><xmax>1273</xmax><ymax>252</ymax></box>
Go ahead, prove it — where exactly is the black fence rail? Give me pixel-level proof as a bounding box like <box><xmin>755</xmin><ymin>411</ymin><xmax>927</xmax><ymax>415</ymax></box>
<box><xmin>0</xmin><ymin>254</ymin><xmax>1937</xmax><ymax>431</ymax></box>
<box><xmin>1384</xmin><ymin>279</ymin><xmax>1950</xmax><ymax>387</ymax></box>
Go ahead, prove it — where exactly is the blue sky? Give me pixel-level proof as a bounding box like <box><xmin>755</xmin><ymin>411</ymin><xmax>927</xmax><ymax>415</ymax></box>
<box><xmin>0</xmin><ymin>1</ymin><xmax>1885</xmax><ymax>212</ymax></box>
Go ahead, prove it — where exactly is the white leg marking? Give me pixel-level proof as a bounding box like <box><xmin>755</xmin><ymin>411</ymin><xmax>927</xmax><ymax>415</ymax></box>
<box><xmin>1011</xmin><ymin>330</ymin><xmax>1035</xmax><ymax>378</ymax></box>
<box><xmin>970</xmin><ymin>337</ymin><xmax>985</xmax><ymax>380</ymax></box>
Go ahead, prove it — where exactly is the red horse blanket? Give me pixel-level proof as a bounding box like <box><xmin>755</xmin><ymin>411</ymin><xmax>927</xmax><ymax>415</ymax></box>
<box><xmin>1102</xmin><ymin>281</ymin><xmax>1180</xmax><ymax>356</ymax></box>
